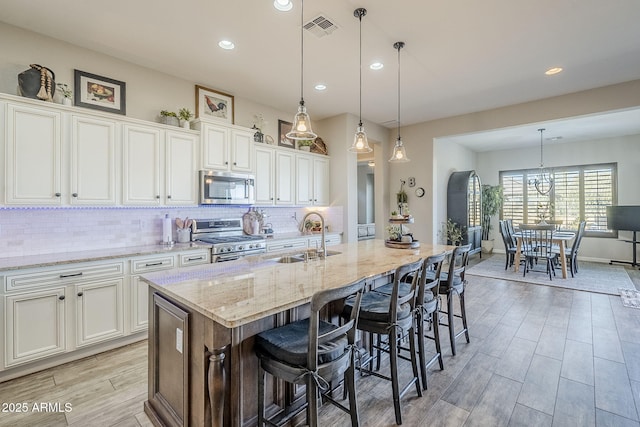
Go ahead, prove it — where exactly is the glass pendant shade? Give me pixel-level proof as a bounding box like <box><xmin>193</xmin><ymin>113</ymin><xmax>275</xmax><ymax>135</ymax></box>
<box><xmin>389</xmin><ymin>136</ymin><xmax>409</xmax><ymax>162</ymax></box>
<box><xmin>348</xmin><ymin>8</ymin><xmax>372</xmax><ymax>153</ymax></box>
<box><xmin>389</xmin><ymin>41</ymin><xmax>409</xmax><ymax>163</ymax></box>
<box><xmin>287</xmin><ymin>102</ymin><xmax>317</xmax><ymax>140</ymax></box>
<box><xmin>349</xmin><ymin>123</ymin><xmax>372</xmax><ymax>153</ymax></box>
<box><xmin>286</xmin><ymin>0</ymin><xmax>316</xmax><ymax>141</ymax></box>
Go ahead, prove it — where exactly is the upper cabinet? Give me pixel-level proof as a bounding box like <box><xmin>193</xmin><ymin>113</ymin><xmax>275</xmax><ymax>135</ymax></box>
<box><xmin>70</xmin><ymin>115</ymin><xmax>118</xmax><ymax>205</ymax></box>
<box><xmin>5</xmin><ymin>102</ymin><xmax>62</xmax><ymax>205</ymax></box>
<box><xmin>195</xmin><ymin>120</ymin><xmax>252</xmax><ymax>172</ymax></box>
<box><xmin>295</xmin><ymin>153</ymin><xmax>330</xmax><ymax>206</ymax></box>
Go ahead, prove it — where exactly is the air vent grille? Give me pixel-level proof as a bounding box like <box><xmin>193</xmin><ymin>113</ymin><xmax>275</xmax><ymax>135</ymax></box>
<box><xmin>304</xmin><ymin>15</ymin><xmax>338</xmax><ymax>38</ymax></box>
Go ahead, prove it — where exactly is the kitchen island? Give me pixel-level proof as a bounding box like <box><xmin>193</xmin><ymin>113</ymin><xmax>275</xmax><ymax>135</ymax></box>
<box><xmin>141</xmin><ymin>239</ymin><xmax>453</xmax><ymax>427</ymax></box>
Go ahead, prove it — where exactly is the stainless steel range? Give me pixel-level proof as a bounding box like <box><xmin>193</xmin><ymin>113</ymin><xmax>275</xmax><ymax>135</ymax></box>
<box><xmin>191</xmin><ymin>218</ymin><xmax>266</xmax><ymax>262</ymax></box>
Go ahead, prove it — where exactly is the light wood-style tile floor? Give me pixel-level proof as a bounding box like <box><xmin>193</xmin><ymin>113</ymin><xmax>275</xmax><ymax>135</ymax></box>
<box><xmin>1</xmin><ymin>263</ymin><xmax>640</xmax><ymax>426</ymax></box>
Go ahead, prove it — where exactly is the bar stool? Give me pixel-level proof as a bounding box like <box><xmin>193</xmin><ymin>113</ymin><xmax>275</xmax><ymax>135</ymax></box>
<box><xmin>342</xmin><ymin>259</ymin><xmax>423</xmax><ymax>425</ymax></box>
<box><xmin>436</xmin><ymin>244</ymin><xmax>471</xmax><ymax>356</ymax></box>
<box><xmin>254</xmin><ymin>278</ymin><xmax>366</xmax><ymax>427</ymax></box>
<box><xmin>372</xmin><ymin>253</ymin><xmax>447</xmax><ymax>390</ymax></box>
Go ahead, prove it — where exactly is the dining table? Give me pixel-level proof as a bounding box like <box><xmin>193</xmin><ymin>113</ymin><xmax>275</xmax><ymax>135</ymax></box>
<box><xmin>513</xmin><ymin>230</ymin><xmax>576</xmax><ymax>278</ymax></box>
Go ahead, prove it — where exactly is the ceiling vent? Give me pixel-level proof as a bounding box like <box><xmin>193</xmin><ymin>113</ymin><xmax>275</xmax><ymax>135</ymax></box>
<box><xmin>304</xmin><ymin>14</ymin><xmax>339</xmax><ymax>38</ymax></box>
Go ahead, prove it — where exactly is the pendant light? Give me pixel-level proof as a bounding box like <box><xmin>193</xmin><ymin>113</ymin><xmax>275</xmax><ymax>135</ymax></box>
<box><xmin>389</xmin><ymin>41</ymin><xmax>409</xmax><ymax>163</ymax></box>
<box><xmin>286</xmin><ymin>0</ymin><xmax>317</xmax><ymax>140</ymax></box>
<box><xmin>348</xmin><ymin>8</ymin><xmax>372</xmax><ymax>153</ymax></box>
<box><xmin>529</xmin><ymin>128</ymin><xmax>554</xmax><ymax>195</ymax></box>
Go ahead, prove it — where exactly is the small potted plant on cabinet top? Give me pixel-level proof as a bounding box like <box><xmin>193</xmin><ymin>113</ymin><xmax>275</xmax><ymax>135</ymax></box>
<box><xmin>56</xmin><ymin>83</ymin><xmax>73</xmax><ymax>106</ymax></box>
<box><xmin>159</xmin><ymin>110</ymin><xmax>179</xmax><ymax>126</ymax></box>
<box><xmin>297</xmin><ymin>140</ymin><xmax>313</xmax><ymax>151</ymax></box>
<box><xmin>481</xmin><ymin>184</ymin><xmax>504</xmax><ymax>253</ymax></box>
<box><xmin>178</xmin><ymin>108</ymin><xmax>193</xmax><ymax>129</ymax></box>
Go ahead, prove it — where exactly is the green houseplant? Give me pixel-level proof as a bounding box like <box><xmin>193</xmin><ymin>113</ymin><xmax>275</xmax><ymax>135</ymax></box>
<box><xmin>481</xmin><ymin>184</ymin><xmax>504</xmax><ymax>253</ymax></box>
<box><xmin>159</xmin><ymin>110</ymin><xmax>179</xmax><ymax>126</ymax></box>
<box><xmin>297</xmin><ymin>140</ymin><xmax>313</xmax><ymax>151</ymax></box>
<box><xmin>445</xmin><ymin>218</ymin><xmax>464</xmax><ymax>246</ymax></box>
<box><xmin>178</xmin><ymin>108</ymin><xmax>193</xmax><ymax>128</ymax></box>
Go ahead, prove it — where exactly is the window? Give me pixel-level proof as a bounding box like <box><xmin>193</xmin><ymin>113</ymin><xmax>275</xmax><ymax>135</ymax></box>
<box><xmin>500</xmin><ymin>163</ymin><xmax>617</xmax><ymax>237</ymax></box>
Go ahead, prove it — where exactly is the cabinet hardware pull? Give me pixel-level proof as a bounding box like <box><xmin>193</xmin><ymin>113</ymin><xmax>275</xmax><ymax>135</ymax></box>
<box><xmin>59</xmin><ymin>272</ymin><xmax>83</xmax><ymax>278</ymax></box>
<box><xmin>77</xmin><ymin>292</ymin><xmax>83</xmax><ymax>297</ymax></box>
<box><xmin>187</xmin><ymin>256</ymin><xmax>205</xmax><ymax>261</ymax></box>
<box><xmin>156</xmin><ymin>195</ymin><xmax>160</xmax><ymax>199</ymax></box>
<box><xmin>233</xmin><ymin>162</ymin><xmax>237</xmax><ymax>165</ymax></box>
<box><xmin>58</xmin><ymin>295</ymin><xmax>65</xmax><ymax>300</ymax></box>
<box><xmin>55</xmin><ymin>192</ymin><xmax>61</xmax><ymax>197</ymax></box>
<box><xmin>145</xmin><ymin>262</ymin><xmax>164</xmax><ymax>267</ymax></box>
<box><xmin>284</xmin><ymin>244</ymin><xmax>293</xmax><ymax>248</ymax></box>
<box><xmin>167</xmin><ymin>195</ymin><xmax>172</xmax><ymax>199</ymax></box>
<box><xmin>72</xmin><ymin>193</ymin><xmax>78</xmax><ymax>197</ymax></box>
<box><xmin>225</xmin><ymin>161</ymin><xmax>229</xmax><ymax>165</ymax></box>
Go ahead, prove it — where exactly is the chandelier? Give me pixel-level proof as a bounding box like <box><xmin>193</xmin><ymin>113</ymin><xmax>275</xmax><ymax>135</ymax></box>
<box><xmin>529</xmin><ymin>128</ymin><xmax>554</xmax><ymax>195</ymax></box>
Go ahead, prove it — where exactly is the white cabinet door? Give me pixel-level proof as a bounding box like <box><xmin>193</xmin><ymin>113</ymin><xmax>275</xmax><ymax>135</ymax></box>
<box><xmin>165</xmin><ymin>130</ymin><xmax>198</xmax><ymax>206</ymax></box>
<box><xmin>75</xmin><ymin>279</ymin><xmax>124</xmax><ymax>347</ymax></box>
<box><xmin>230</xmin><ymin>129</ymin><xmax>253</xmax><ymax>172</ymax></box>
<box><xmin>201</xmin><ymin>123</ymin><xmax>229</xmax><ymax>170</ymax></box>
<box><xmin>122</xmin><ymin>124</ymin><xmax>162</xmax><ymax>205</ymax></box>
<box><xmin>5</xmin><ymin>103</ymin><xmax>62</xmax><ymax>205</ymax></box>
<box><xmin>254</xmin><ymin>145</ymin><xmax>275</xmax><ymax>205</ymax></box>
<box><xmin>4</xmin><ymin>287</ymin><xmax>66</xmax><ymax>367</ymax></box>
<box><xmin>313</xmin><ymin>156</ymin><xmax>330</xmax><ymax>205</ymax></box>
<box><xmin>130</xmin><ymin>275</ymin><xmax>149</xmax><ymax>333</ymax></box>
<box><xmin>70</xmin><ymin>115</ymin><xmax>118</xmax><ymax>205</ymax></box>
<box><xmin>296</xmin><ymin>154</ymin><xmax>313</xmax><ymax>206</ymax></box>
<box><xmin>275</xmin><ymin>150</ymin><xmax>295</xmax><ymax>205</ymax></box>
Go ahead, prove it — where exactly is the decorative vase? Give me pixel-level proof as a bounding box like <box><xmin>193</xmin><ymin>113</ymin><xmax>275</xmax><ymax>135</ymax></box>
<box><xmin>62</xmin><ymin>97</ymin><xmax>72</xmax><ymax>106</ymax></box>
<box><xmin>182</xmin><ymin>120</ymin><xmax>191</xmax><ymax>129</ymax></box>
<box><xmin>160</xmin><ymin>116</ymin><xmax>179</xmax><ymax>126</ymax></box>
<box><xmin>253</xmin><ymin>131</ymin><xmax>263</xmax><ymax>143</ymax></box>
<box><xmin>299</xmin><ymin>145</ymin><xmax>310</xmax><ymax>152</ymax></box>
<box><xmin>18</xmin><ymin>64</ymin><xmax>56</xmax><ymax>100</ymax></box>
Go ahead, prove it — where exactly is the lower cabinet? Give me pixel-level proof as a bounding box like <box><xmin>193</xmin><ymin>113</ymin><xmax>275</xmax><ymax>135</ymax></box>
<box><xmin>1</xmin><ymin>249</ymin><xmax>209</xmax><ymax>375</ymax></box>
<box><xmin>75</xmin><ymin>278</ymin><xmax>124</xmax><ymax>347</ymax></box>
<box><xmin>4</xmin><ymin>287</ymin><xmax>67</xmax><ymax>367</ymax></box>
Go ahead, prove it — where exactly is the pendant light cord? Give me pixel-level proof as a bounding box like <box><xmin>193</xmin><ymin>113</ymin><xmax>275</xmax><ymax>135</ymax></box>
<box><xmin>539</xmin><ymin>128</ymin><xmax>545</xmax><ymax>167</ymax></box>
<box><xmin>395</xmin><ymin>42</ymin><xmax>404</xmax><ymax>140</ymax></box>
<box><xmin>300</xmin><ymin>0</ymin><xmax>304</xmax><ymax>105</ymax></box>
<box><xmin>358</xmin><ymin>11</ymin><xmax>363</xmax><ymax>126</ymax></box>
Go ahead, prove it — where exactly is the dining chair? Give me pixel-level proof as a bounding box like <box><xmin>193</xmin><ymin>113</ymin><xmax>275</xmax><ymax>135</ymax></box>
<box><xmin>520</xmin><ymin>224</ymin><xmax>558</xmax><ymax>280</ymax></box>
<box><xmin>499</xmin><ymin>220</ymin><xmax>517</xmax><ymax>270</ymax></box>
<box><xmin>558</xmin><ymin>220</ymin><xmax>586</xmax><ymax>277</ymax></box>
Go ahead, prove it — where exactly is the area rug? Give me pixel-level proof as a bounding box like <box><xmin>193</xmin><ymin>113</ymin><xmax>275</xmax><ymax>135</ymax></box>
<box><xmin>466</xmin><ymin>254</ymin><xmax>635</xmax><ymax>295</ymax></box>
<box><xmin>619</xmin><ymin>288</ymin><xmax>640</xmax><ymax>309</ymax></box>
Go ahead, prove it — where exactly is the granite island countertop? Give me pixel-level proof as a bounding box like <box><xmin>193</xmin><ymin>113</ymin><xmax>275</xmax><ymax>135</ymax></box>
<box><xmin>142</xmin><ymin>239</ymin><xmax>454</xmax><ymax>329</ymax></box>
<box><xmin>0</xmin><ymin>242</ymin><xmax>212</xmax><ymax>271</ymax></box>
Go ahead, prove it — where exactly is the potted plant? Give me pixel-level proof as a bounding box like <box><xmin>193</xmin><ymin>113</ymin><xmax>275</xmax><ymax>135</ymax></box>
<box><xmin>56</xmin><ymin>83</ymin><xmax>73</xmax><ymax>106</ymax></box>
<box><xmin>481</xmin><ymin>184</ymin><xmax>504</xmax><ymax>253</ymax></box>
<box><xmin>298</xmin><ymin>140</ymin><xmax>313</xmax><ymax>151</ymax></box>
<box><xmin>446</xmin><ymin>218</ymin><xmax>464</xmax><ymax>246</ymax></box>
<box><xmin>159</xmin><ymin>110</ymin><xmax>179</xmax><ymax>126</ymax></box>
<box><xmin>178</xmin><ymin>108</ymin><xmax>193</xmax><ymax>129</ymax></box>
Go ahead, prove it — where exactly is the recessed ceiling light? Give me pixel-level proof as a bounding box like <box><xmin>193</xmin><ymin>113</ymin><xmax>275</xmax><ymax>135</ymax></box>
<box><xmin>369</xmin><ymin>62</ymin><xmax>383</xmax><ymax>70</ymax></box>
<box><xmin>218</xmin><ymin>40</ymin><xmax>235</xmax><ymax>50</ymax></box>
<box><xmin>314</xmin><ymin>84</ymin><xmax>327</xmax><ymax>91</ymax></box>
<box><xmin>548</xmin><ymin>136</ymin><xmax>563</xmax><ymax>141</ymax></box>
<box><xmin>274</xmin><ymin>0</ymin><xmax>293</xmax><ymax>11</ymax></box>
<box><xmin>545</xmin><ymin>67</ymin><xmax>563</xmax><ymax>75</ymax></box>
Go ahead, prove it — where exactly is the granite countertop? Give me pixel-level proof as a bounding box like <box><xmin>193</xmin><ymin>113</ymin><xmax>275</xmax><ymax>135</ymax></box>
<box><xmin>0</xmin><ymin>242</ymin><xmax>212</xmax><ymax>272</ymax></box>
<box><xmin>142</xmin><ymin>239</ymin><xmax>454</xmax><ymax>329</ymax></box>
<box><xmin>262</xmin><ymin>231</ymin><xmax>342</xmax><ymax>241</ymax></box>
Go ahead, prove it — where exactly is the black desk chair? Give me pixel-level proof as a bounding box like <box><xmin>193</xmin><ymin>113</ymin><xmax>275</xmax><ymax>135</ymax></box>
<box><xmin>255</xmin><ymin>278</ymin><xmax>366</xmax><ymax>427</ymax></box>
<box><xmin>342</xmin><ymin>259</ymin><xmax>423</xmax><ymax>425</ymax></box>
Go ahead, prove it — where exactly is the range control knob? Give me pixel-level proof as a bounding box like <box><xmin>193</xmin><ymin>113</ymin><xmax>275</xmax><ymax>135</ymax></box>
<box><xmin>238</xmin><ymin>245</ymin><xmax>244</xmax><ymax>251</ymax></box>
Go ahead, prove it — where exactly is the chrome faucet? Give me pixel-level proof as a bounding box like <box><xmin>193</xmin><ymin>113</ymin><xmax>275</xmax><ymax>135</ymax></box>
<box><xmin>301</xmin><ymin>211</ymin><xmax>326</xmax><ymax>258</ymax></box>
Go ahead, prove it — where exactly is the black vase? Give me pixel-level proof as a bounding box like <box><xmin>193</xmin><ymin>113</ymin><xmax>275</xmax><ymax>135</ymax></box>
<box><xmin>18</xmin><ymin>64</ymin><xmax>56</xmax><ymax>100</ymax></box>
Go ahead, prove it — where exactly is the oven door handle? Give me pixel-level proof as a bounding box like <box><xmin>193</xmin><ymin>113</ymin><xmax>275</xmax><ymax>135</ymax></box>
<box><xmin>214</xmin><ymin>253</ymin><xmax>242</xmax><ymax>262</ymax></box>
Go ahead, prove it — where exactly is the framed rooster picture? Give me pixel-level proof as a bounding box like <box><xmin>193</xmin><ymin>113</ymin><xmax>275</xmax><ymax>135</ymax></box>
<box><xmin>195</xmin><ymin>85</ymin><xmax>234</xmax><ymax>124</ymax></box>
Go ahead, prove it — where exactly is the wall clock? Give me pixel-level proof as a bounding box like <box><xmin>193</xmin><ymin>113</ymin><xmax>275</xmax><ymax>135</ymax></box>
<box><xmin>415</xmin><ymin>187</ymin><xmax>425</xmax><ymax>198</ymax></box>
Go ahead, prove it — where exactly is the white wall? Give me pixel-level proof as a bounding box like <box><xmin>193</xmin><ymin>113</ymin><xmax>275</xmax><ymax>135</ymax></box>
<box><xmin>476</xmin><ymin>134</ymin><xmax>640</xmax><ymax>263</ymax></box>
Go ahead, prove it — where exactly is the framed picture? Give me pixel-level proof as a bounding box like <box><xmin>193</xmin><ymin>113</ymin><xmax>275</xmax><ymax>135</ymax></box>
<box><xmin>74</xmin><ymin>70</ymin><xmax>126</xmax><ymax>115</ymax></box>
<box><xmin>278</xmin><ymin>119</ymin><xmax>295</xmax><ymax>148</ymax></box>
<box><xmin>195</xmin><ymin>85</ymin><xmax>234</xmax><ymax>124</ymax></box>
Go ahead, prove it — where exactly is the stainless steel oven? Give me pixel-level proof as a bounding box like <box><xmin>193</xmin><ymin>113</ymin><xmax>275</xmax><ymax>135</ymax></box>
<box><xmin>191</xmin><ymin>218</ymin><xmax>266</xmax><ymax>262</ymax></box>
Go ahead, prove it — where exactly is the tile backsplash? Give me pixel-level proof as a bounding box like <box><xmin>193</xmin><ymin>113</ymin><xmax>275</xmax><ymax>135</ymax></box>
<box><xmin>0</xmin><ymin>206</ymin><xmax>343</xmax><ymax>258</ymax></box>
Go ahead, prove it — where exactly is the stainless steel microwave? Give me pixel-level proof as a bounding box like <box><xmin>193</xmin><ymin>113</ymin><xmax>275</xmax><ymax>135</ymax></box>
<box><xmin>199</xmin><ymin>170</ymin><xmax>255</xmax><ymax>205</ymax></box>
